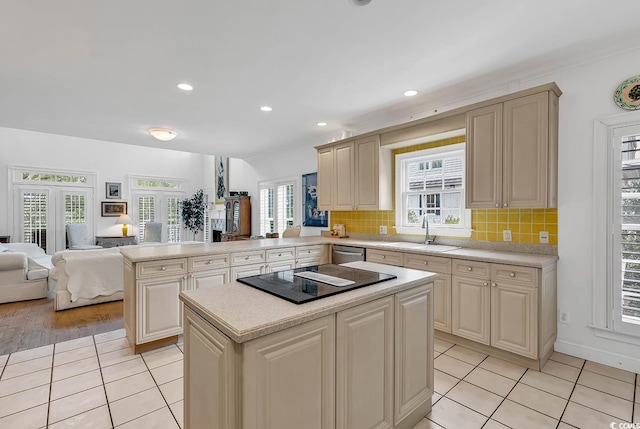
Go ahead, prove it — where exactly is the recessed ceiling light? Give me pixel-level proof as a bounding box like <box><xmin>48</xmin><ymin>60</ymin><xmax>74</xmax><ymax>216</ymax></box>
<box><xmin>403</xmin><ymin>90</ymin><xmax>418</xmax><ymax>97</ymax></box>
<box><xmin>147</xmin><ymin>128</ymin><xmax>177</xmax><ymax>141</ymax></box>
<box><xmin>177</xmin><ymin>83</ymin><xmax>193</xmax><ymax>91</ymax></box>
<box><xmin>317</xmin><ymin>122</ymin><xmax>328</xmax><ymax>127</ymax></box>
<box><xmin>260</xmin><ymin>106</ymin><xmax>273</xmax><ymax>112</ymax></box>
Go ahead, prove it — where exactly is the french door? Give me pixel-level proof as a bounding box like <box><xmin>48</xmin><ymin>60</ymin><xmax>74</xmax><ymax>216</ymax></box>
<box><xmin>14</xmin><ymin>186</ymin><xmax>94</xmax><ymax>254</ymax></box>
<box><xmin>132</xmin><ymin>191</ymin><xmax>184</xmax><ymax>243</ymax></box>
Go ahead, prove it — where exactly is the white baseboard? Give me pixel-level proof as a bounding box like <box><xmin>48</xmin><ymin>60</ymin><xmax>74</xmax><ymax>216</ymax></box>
<box><xmin>554</xmin><ymin>339</ymin><xmax>640</xmax><ymax>374</ymax></box>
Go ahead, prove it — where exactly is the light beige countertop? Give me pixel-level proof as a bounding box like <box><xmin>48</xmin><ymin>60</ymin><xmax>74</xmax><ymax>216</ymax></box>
<box><xmin>119</xmin><ymin>236</ymin><xmax>557</xmax><ymax>268</ymax></box>
<box><xmin>179</xmin><ymin>261</ymin><xmax>437</xmax><ymax>343</ymax></box>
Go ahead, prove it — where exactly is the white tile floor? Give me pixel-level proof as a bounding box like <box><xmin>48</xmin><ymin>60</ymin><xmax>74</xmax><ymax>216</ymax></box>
<box><xmin>0</xmin><ymin>329</ymin><xmax>183</xmax><ymax>429</ymax></box>
<box><xmin>0</xmin><ymin>330</ymin><xmax>638</xmax><ymax>428</ymax></box>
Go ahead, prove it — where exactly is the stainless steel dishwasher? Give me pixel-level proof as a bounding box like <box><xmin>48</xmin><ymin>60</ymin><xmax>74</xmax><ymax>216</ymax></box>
<box><xmin>331</xmin><ymin>245</ymin><xmax>366</xmax><ymax>264</ymax></box>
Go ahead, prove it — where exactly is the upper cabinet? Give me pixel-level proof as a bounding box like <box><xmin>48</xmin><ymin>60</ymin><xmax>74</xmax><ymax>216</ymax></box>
<box><xmin>466</xmin><ymin>90</ymin><xmax>559</xmax><ymax>209</ymax></box>
<box><xmin>317</xmin><ymin>135</ymin><xmax>392</xmax><ymax>211</ymax></box>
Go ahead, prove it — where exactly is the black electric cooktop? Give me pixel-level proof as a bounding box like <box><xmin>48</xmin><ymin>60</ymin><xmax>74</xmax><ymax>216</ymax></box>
<box><xmin>237</xmin><ymin>264</ymin><xmax>397</xmax><ymax>304</ymax></box>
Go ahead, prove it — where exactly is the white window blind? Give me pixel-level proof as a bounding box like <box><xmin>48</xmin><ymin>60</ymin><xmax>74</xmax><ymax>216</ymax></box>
<box><xmin>22</xmin><ymin>192</ymin><xmax>47</xmax><ymax>249</ymax></box>
<box><xmin>138</xmin><ymin>196</ymin><xmax>156</xmax><ymax>243</ymax></box>
<box><xmin>259</xmin><ymin>187</ymin><xmax>274</xmax><ymax>235</ymax></box>
<box><xmin>65</xmin><ymin>194</ymin><xmax>86</xmax><ymax>224</ymax></box>
<box><xmin>167</xmin><ymin>197</ymin><xmax>182</xmax><ymax>243</ymax></box>
<box><xmin>259</xmin><ymin>178</ymin><xmax>298</xmax><ymax>236</ymax></box>
<box><xmin>619</xmin><ymin>134</ymin><xmax>640</xmax><ymax>324</ymax></box>
<box><xmin>395</xmin><ymin>143</ymin><xmax>470</xmax><ymax>236</ymax></box>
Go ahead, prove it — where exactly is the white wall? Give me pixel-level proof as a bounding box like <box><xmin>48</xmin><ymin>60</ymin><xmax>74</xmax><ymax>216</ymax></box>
<box><xmin>229</xmin><ymin>145</ymin><xmax>329</xmax><ymax>237</ymax></box>
<box><xmin>0</xmin><ymin>127</ymin><xmax>214</xmax><ymax>241</ymax></box>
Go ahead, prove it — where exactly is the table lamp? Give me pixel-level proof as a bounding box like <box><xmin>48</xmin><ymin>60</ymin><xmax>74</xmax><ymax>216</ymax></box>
<box><xmin>116</xmin><ymin>214</ymin><xmax>133</xmax><ymax>237</ymax></box>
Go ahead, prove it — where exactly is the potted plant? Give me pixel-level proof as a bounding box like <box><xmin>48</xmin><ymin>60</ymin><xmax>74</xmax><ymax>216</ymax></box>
<box><xmin>181</xmin><ymin>189</ymin><xmax>205</xmax><ymax>241</ymax></box>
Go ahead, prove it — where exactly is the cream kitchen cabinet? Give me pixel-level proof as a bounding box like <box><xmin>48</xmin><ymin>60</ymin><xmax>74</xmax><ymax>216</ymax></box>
<box><xmin>182</xmin><ymin>270</ymin><xmax>434</xmax><ymax>429</ymax></box>
<box><xmin>451</xmin><ymin>259</ymin><xmax>553</xmax><ymax>361</ymax></box>
<box><xmin>465</xmin><ymin>88</ymin><xmax>559</xmax><ymax>209</ymax></box>
<box><xmin>295</xmin><ymin>244</ymin><xmax>329</xmax><ymax>268</ymax></box>
<box><xmin>124</xmin><ymin>254</ymin><xmax>230</xmax><ymax>353</ymax></box>
<box><xmin>231</xmin><ymin>247</ymin><xmax>301</xmax><ymax>280</ymax></box>
<box><xmin>404</xmin><ymin>253</ymin><xmax>452</xmax><ymax>333</ymax></box>
<box><xmin>337</xmin><ymin>296</ymin><xmax>394</xmax><ymax>429</ymax></box>
<box><xmin>316</xmin><ymin>135</ymin><xmax>392</xmax><ymax>211</ymax></box>
<box><xmin>367</xmin><ymin>248</ymin><xmax>404</xmax><ymax>267</ymax></box>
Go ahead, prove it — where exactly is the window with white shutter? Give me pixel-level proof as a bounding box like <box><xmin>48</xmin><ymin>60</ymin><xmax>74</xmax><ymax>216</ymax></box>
<box><xmin>395</xmin><ymin>143</ymin><xmax>471</xmax><ymax>236</ymax></box>
<box><xmin>259</xmin><ymin>178</ymin><xmax>299</xmax><ymax>235</ymax></box>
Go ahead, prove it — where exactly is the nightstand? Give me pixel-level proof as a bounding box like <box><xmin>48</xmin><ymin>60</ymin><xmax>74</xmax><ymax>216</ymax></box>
<box><xmin>96</xmin><ymin>236</ymin><xmax>137</xmax><ymax>248</ymax></box>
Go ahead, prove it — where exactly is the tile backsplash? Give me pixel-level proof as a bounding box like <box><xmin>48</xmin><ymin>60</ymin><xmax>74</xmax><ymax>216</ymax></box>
<box><xmin>328</xmin><ymin>135</ymin><xmax>558</xmax><ymax>246</ymax></box>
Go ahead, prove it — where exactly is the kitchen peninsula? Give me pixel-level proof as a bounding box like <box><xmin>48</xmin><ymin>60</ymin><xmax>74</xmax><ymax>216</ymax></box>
<box><xmin>179</xmin><ymin>261</ymin><xmax>437</xmax><ymax>429</ymax></box>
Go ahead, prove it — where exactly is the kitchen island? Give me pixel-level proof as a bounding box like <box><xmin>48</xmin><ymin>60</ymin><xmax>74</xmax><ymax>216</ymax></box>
<box><xmin>179</xmin><ymin>261</ymin><xmax>437</xmax><ymax>429</ymax></box>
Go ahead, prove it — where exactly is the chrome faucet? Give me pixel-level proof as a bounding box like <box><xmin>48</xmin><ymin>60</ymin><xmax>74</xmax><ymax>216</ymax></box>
<box><xmin>421</xmin><ymin>215</ymin><xmax>434</xmax><ymax>244</ymax></box>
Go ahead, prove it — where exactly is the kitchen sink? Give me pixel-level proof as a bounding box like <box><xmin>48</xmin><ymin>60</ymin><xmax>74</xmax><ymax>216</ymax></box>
<box><xmin>376</xmin><ymin>242</ymin><xmax>460</xmax><ymax>252</ymax></box>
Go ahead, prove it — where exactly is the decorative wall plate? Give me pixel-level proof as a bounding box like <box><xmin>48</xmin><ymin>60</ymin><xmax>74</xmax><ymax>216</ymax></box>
<box><xmin>614</xmin><ymin>75</ymin><xmax>640</xmax><ymax>110</ymax></box>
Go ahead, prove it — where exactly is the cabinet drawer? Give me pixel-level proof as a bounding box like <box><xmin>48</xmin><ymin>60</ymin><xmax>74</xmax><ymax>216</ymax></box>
<box><xmin>295</xmin><ymin>245</ymin><xmax>326</xmax><ymax>259</ymax></box>
<box><xmin>491</xmin><ymin>264</ymin><xmax>538</xmax><ymax>287</ymax></box>
<box><xmin>451</xmin><ymin>259</ymin><xmax>490</xmax><ymax>279</ymax></box>
<box><xmin>266</xmin><ymin>247</ymin><xmax>295</xmax><ymax>263</ymax></box>
<box><xmin>367</xmin><ymin>249</ymin><xmax>403</xmax><ymax>267</ymax></box>
<box><xmin>137</xmin><ymin>259</ymin><xmax>187</xmax><ymax>279</ymax></box>
<box><xmin>231</xmin><ymin>250</ymin><xmax>265</xmax><ymax>267</ymax></box>
<box><xmin>403</xmin><ymin>253</ymin><xmax>451</xmax><ymax>274</ymax></box>
<box><xmin>189</xmin><ymin>254</ymin><xmax>229</xmax><ymax>272</ymax></box>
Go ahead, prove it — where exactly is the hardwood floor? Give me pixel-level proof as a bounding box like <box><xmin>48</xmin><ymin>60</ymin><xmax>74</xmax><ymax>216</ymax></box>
<box><xmin>0</xmin><ymin>297</ymin><xmax>123</xmax><ymax>356</ymax></box>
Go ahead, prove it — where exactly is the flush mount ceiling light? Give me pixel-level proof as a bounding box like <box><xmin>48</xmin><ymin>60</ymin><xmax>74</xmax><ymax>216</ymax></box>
<box><xmin>177</xmin><ymin>83</ymin><xmax>193</xmax><ymax>91</ymax></box>
<box><xmin>403</xmin><ymin>89</ymin><xmax>418</xmax><ymax>97</ymax></box>
<box><xmin>351</xmin><ymin>0</ymin><xmax>373</xmax><ymax>5</ymax></box>
<box><xmin>147</xmin><ymin>128</ymin><xmax>177</xmax><ymax>141</ymax></box>
<box><xmin>260</xmin><ymin>106</ymin><xmax>273</xmax><ymax>112</ymax></box>
<box><xmin>317</xmin><ymin>122</ymin><xmax>328</xmax><ymax>127</ymax></box>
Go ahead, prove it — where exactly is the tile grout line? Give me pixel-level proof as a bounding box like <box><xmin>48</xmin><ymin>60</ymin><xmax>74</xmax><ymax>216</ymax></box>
<box><xmin>46</xmin><ymin>344</ymin><xmax>54</xmax><ymax>428</ymax></box>
<box><xmin>93</xmin><ymin>333</ymin><xmax>116</xmax><ymax>429</ymax></box>
<box><xmin>554</xmin><ymin>358</ymin><xmax>585</xmax><ymax>429</ymax></box>
<box><xmin>478</xmin><ymin>354</ymin><xmax>527</xmax><ymax>429</ymax></box>
<box><xmin>138</xmin><ymin>345</ymin><xmax>182</xmax><ymax>428</ymax></box>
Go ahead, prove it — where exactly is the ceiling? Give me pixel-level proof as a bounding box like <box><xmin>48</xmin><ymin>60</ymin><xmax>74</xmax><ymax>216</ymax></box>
<box><xmin>1</xmin><ymin>0</ymin><xmax>639</xmax><ymax>159</ymax></box>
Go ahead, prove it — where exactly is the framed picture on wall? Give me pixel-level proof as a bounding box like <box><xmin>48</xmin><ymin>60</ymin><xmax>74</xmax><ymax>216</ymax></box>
<box><xmin>101</xmin><ymin>201</ymin><xmax>127</xmax><ymax>217</ymax></box>
<box><xmin>302</xmin><ymin>172</ymin><xmax>328</xmax><ymax>227</ymax></box>
<box><xmin>105</xmin><ymin>182</ymin><xmax>121</xmax><ymax>199</ymax></box>
<box><xmin>215</xmin><ymin>156</ymin><xmax>229</xmax><ymax>203</ymax></box>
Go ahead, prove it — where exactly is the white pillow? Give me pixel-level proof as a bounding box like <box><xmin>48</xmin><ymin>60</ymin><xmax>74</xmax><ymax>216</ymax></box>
<box><xmin>0</xmin><ymin>243</ymin><xmax>8</xmax><ymax>252</ymax></box>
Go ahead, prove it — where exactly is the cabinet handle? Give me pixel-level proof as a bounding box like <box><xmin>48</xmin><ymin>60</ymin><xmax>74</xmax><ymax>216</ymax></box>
<box><xmin>161</xmin><ymin>266</ymin><xmax>166</xmax><ymax>271</ymax></box>
<box><xmin>495</xmin><ymin>204</ymin><xmax>499</xmax><ymax>208</ymax></box>
<box><xmin>183</xmin><ymin>275</ymin><xmax>188</xmax><ymax>280</ymax></box>
<box><xmin>278</xmin><ymin>253</ymin><xmax>282</xmax><ymax>257</ymax></box>
<box><xmin>503</xmin><ymin>203</ymin><xmax>508</xmax><ymax>207</ymax></box>
<box><xmin>483</xmin><ymin>282</ymin><xmax>488</xmax><ymax>287</ymax></box>
<box><xmin>492</xmin><ymin>283</ymin><xmax>497</xmax><ymax>287</ymax></box>
<box><xmin>207</xmin><ymin>260</ymin><xmax>213</xmax><ymax>265</ymax></box>
<box><xmin>467</xmin><ymin>267</ymin><xmax>472</xmax><ymax>271</ymax></box>
<box><xmin>509</xmin><ymin>272</ymin><xmax>515</xmax><ymax>277</ymax></box>
<box><xmin>382</xmin><ymin>255</ymin><xmax>386</xmax><ymax>259</ymax></box>
<box><xmin>424</xmin><ymin>261</ymin><xmax>428</xmax><ymax>265</ymax></box>
<box><xmin>245</xmin><ymin>256</ymin><xmax>249</xmax><ymax>260</ymax></box>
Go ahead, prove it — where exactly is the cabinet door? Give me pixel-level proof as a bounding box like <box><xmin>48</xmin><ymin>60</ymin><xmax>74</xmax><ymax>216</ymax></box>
<box><xmin>243</xmin><ymin>315</ymin><xmax>335</xmax><ymax>429</ymax></box>
<box><xmin>336</xmin><ymin>296</ymin><xmax>394</xmax><ymax>429</ymax></box>
<box><xmin>184</xmin><ymin>307</ymin><xmax>236</xmax><ymax>429</ymax></box>
<box><xmin>354</xmin><ymin>136</ymin><xmax>380</xmax><ymax>210</ymax></box>
<box><xmin>433</xmin><ymin>275</ymin><xmax>452</xmax><ymax>333</ymax></box>
<box><xmin>137</xmin><ymin>275</ymin><xmax>187</xmax><ymax>343</ymax></box>
<box><xmin>503</xmin><ymin>92</ymin><xmax>549</xmax><ymax>208</ymax></box>
<box><xmin>191</xmin><ymin>268</ymin><xmax>229</xmax><ymax>289</ymax></box>
<box><xmin>367</xmin><ymin>249</ymin><xmax>403</xmax><ymax>267</ymax></box>
<box><xmin>317</xmin><ymin>146</ymin><xmax>334</xmax><ymax>211</ymax></box>
<box><xmin>465</xmin><ymin>104</ymin><xmax>503</xmax><ymax>208</ymax></box>
<box><xmin>451</xmin><ymin>275</ymin><xmax>490</xmax><ymax>345</ymax></box>
<box><xmin>491</xmin><ymin>282</ymin><xmax>537</xmax><ymax>358</ymax></box>
<box><xmin>268</xmin><ymin>260</ymin><xmax>296</xmax><ymax>273</ymax></box>
<box><xmin>394</xmin><ymin>284</ymin><xmax>433</xmax><ymax>427</ymax></box>
<box><xmin>231</xmin><ymin>264</ymin><xmax>264</xmax><ymax>280</ymax></box>
<box><xmin>334</xmin><ymin>141</ymin><xmax>355</xmax><ymax>210</ymax></box>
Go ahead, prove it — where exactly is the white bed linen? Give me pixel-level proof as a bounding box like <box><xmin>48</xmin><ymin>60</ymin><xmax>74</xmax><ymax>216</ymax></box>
<box><xmin>54</xmin><ymin>247</ymin><xmax>123</xmax><ymax>302</ymax></box>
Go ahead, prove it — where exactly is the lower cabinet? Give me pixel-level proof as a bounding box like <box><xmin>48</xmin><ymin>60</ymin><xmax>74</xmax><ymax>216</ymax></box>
<box><xmin>336</xmin><ymin>297</ymin><xmax>394</xmax><ymax>429</ymax></box>
<box><xmin>183</xmin><ymin>282</ymin><xmax>434</xmax><ymax>429</ymax></box>
<box><xmin>451</xmin><ymin>261</ymin><xmax>541</xmax><ymax>359</ymax></box>
<box><xmin>137</xmin><ymin>275</ymin><xmax>187</xmax><ymax>344</ymax></box>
